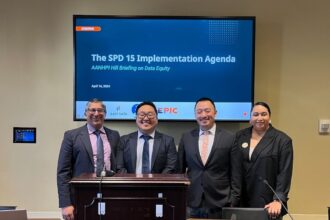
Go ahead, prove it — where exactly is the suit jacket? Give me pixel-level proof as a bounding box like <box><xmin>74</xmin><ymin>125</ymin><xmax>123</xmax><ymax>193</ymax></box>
<box><xmin>177</xmin><ymin>127</ymin><xmax>241</xmax><ymax>209</ymax></box>
<box><xmin>235</xmin><ymin>125</ymin><xmax>293</xmax><ymax>215</ymax></box>
<box><xmin>57</xmin><ymin>124</ymin><xmax>120</xmax><ymax>208</ymax></box>
<box><xmin>116</xmin><ymin>131</ymin><xmax>177</xmax><ymax>174</ymax></box>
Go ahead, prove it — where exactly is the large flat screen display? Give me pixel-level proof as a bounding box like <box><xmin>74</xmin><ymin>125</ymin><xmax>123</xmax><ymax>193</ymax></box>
<box><xmin>74</xmin><ymin>15</ymin><xmax>255</xmax><ymax>121</ymax></box>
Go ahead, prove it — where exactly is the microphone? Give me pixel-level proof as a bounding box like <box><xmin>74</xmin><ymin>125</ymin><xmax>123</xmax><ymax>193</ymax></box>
<box><xmin>97</xmin><ymin>166</ymin><xmax>114</xmax><ymax>218</ymax></box>
<box><xmin>96</xmin><ymin>168</ymin><xmax>115</xmax><ymax>177</ymax></box>
<box><xmin>98</xmin><ymin>168</ymin><xmax>106</xmax><ymax>197</ymax></box>
<box><xmin>262</xmin><ymin>179</ymin><xmax>294</xmax><ymax>220</ymax></box>
<box><xmin>105</xmin><ymin>169</ymin><xmax>115</xmax><ymax>177</ymax></box>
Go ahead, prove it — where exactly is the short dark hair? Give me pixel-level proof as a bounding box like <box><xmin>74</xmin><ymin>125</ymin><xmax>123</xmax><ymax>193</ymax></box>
<box><xmin>136</xmin><ymin>101</ymin><xmax>158</xmax><ymax>115</ymax></box>
<box><xmin>194</xmin><ymin>97</ymin><xmax>216</xmax><ymax>110</ymax></box>
<box><xmin>85</xmin><ymin>98</ymin><xmax>107</xmax><ymax>113</ymax></box>
<box><xmin>252</xmin><ymin>102</ymin><xmax>271</xmax><ymax>116</ymax></box>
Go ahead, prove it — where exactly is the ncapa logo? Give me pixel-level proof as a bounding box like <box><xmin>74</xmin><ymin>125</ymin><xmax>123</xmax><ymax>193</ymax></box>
<box><xmin>131</xmin><ymin>104</ymin><xmax>139</xmax><ymax>114</ymax></box>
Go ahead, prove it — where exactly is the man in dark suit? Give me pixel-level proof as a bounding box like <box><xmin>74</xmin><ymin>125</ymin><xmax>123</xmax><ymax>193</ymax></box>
<box><xmin>177</xmin><ymin>97</ymin><xmax>241</xmax><ymax>219</ymax></box>
<box><xmin>57</xmin><ymin>99</ymin><xmax>120</xmax><ymax>220</ymax></box>
<box><xmin>116</xmin><ymin>101</ymin><xmax>177</xmax><ymax>174</ymax></box>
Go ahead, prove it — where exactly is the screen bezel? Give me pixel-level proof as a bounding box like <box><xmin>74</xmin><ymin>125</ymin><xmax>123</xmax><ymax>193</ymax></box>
<box><xmin>73</xmin><ymin>15</ymin><xmax>255</xmax><ymax>122</ymax></box>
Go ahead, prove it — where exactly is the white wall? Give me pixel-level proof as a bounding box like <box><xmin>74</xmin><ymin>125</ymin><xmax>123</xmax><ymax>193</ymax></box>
<box><xmin>0</xmin><ymin>0</ymin><xmax>330</xmax><ymax>216</ymax></box>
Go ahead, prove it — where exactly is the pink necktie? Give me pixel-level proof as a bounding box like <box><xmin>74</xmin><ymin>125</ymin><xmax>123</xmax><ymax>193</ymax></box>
<box><xmin>200</xmin><ymin>131</ymin><xmax>209</xmax><ymax>165</ymax></box>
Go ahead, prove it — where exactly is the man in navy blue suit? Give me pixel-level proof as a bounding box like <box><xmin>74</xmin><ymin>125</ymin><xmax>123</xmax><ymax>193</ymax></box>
<box><xmin>116</xmin><ymin>101</ymin><xmax>177</xmax><ymax>174</ymax></box>
<box><xmin>177</xmin><ymin>97</ymin><xmax>241</xmax><ymax>219</ymax></box>
<box><xmin>57</xmin><ymin>99</ymin><xmax>120</xmax><ymax>220</ymax></box>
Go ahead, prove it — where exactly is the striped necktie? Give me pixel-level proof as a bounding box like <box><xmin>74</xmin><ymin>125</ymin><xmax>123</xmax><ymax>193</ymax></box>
<box><xmin>95</xmin><ymin>130</ymin><xmax>104</xmax><ymax>175</ymax></box>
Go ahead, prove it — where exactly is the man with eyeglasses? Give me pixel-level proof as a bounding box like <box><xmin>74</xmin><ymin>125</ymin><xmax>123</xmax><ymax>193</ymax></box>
<box><xmin>116</xmin><ymin>101</ymin><xmax>177</xmax><ymax>174</ymax></box>
<box><xmin>57</xmin><ymin>99</ymin><xmax>120</xmax><ymax>220</ymax></box>
<box><xmin>177</xmin><ymin>97</ymin><xmax>241</xmax><ymax>219</ymax></box>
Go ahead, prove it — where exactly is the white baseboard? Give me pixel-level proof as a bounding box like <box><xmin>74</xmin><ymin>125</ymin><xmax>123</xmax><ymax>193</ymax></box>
<box><xmin>284</xmin><ymin>214</ymin><xmax>327</xmax><ymax>220</ymax></box>
<box><xmin>27</xmin><ymin>211</ymin><xmax>62</xmax><ymax>219</ymax></box>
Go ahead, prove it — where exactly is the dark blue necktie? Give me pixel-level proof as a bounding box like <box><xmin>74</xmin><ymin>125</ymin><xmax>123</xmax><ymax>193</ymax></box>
<box><xmin>142</xmin><ymin>135</ymin><xmax>151</xmax><ymax>174</ymax></box>
<box><xmin>95</xmin><ymin>130</ymin><xmax>104</xmax><ymax>175</ymax></box>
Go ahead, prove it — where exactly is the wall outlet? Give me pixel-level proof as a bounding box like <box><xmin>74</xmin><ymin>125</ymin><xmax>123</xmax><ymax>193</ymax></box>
<box><xmin>319</xmin><ymin>119</ymin><xmax>330</xmax><ymax>134</ymax></box>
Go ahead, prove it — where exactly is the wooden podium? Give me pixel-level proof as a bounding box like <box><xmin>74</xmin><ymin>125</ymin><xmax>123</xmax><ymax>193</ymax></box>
<box><xmin>70</xmin><ymin>173</ymin><xmax>190</xmax><ymax>220</ymax></box>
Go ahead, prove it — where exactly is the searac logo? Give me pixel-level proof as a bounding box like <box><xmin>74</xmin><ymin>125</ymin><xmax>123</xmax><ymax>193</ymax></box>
<box><xmin>158</xmin><ymin>107</ymin><xmax>178</xmax><ymax>114</ymax></box>
<box><xmin>108</xmin><ymin>105</ymin><xmax>128</xmax><ymax>116</ymax></box>
<box><xmin>131</xmin><ymin>104</ymin><xmax>139</xmax><ymax>114</ymax></box>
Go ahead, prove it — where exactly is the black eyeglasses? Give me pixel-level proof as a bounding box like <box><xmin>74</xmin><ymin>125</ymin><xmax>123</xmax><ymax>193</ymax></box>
<box><xmin>88</xmin><ymin>108</ymin><xmax>105</xmax><ymax>113</ymax></box>
<box><xmin>137</xmin><ymin>112</ymin><xmax>156</xmax><ymax>119</ymax></box>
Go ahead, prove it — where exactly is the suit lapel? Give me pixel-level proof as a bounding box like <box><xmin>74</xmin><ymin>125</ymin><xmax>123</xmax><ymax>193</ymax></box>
<box><xmin>104</xmin><ymin>128</ymin><xmax>112</xmax><ymax>147</ymax></box>
<box><xmin>239</xmin><ymin>129</ymin><xmax>254</xmax><ymax>173</ymax></box>
<box><xmin>151</xmin><ymin>131</ymin><xmax>161</xmax><ymax>170</ymax></box>
<box><xmin>250</xmin><ymin>126</ymin><xmax>275</xmax><ymax>162</ymax></box>
<box><xmin>205</xmin><ymin>128</ymin><xmax>221</xmax><ymax>165</ymax></box>
<box><xmin>104</xmin><ymin>128</ymin><xmax>116</xmax><ymax>169</ymax></box>
<box><xmin>191</xmin><ymin>129</ymin><xmax>203</xmax><ymax>165</ymax></box>
<box><xmin>81</xmin><ymin>126</ymin><xmax>94</xmax><ymax>165</ymax></box>
<box><xmin>129</xmin><ymin>132</ymin><xmax>138</xmax><ymax>171</ymax></box>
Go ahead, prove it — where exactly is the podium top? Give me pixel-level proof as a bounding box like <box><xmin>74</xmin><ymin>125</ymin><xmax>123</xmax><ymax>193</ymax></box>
<box><xmin>0</xmin><ymin>210</ymin><xmax>27</xmax><ymax>220</ymax></box>
<box><xmin>70</xmin><ymin>173</ymin><xmax>190</xmax><ymax>185</ymax></box>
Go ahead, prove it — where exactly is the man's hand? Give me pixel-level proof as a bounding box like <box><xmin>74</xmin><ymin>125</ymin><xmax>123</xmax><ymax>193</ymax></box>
<box><xmin>62</xmin><ymin>205</ymin><xmax>74</xmax><ymax>220</ymax></box>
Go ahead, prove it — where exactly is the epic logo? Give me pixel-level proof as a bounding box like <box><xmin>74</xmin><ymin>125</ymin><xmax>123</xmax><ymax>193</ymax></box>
<box><xmin>158</xmin><ymin>107</ymin><xmax>178</xmax><ymax>114</ymax></box>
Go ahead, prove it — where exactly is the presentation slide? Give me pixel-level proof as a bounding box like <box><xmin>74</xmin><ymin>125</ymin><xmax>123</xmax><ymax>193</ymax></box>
<box><xmin>74</xmin><ymin>16</ymin><xmax>255</xmax><ymax>121</ymax></box>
